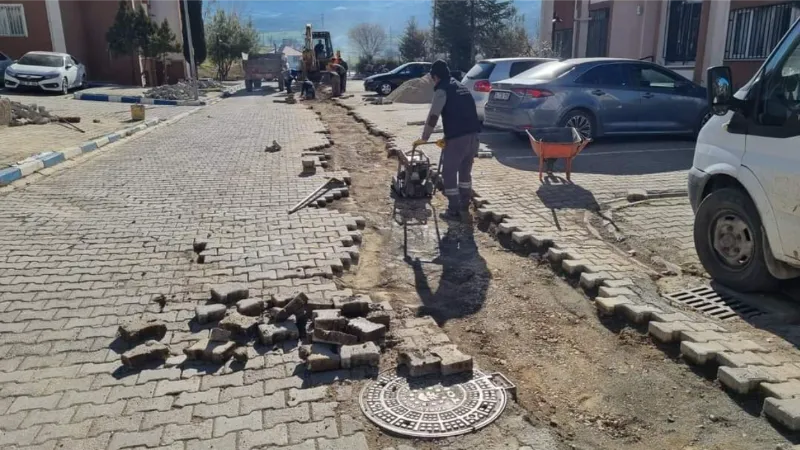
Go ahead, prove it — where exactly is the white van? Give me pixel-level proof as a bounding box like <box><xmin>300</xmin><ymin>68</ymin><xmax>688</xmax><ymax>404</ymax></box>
<box><xmin>691</xmin><ymin>18</ymin><xmax>800</xmax><ymax>292</ymax></box>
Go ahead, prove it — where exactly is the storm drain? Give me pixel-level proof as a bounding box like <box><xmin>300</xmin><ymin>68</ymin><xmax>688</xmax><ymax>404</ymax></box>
<box><xmin>663</xmin><ymin>285</ymin><xmax>764</xmax><ymax>320</ymax></box>
<box><xmin>360</xmin><ymin>369</ymin><xmax>508</xmax><ymax>438</ymax></box>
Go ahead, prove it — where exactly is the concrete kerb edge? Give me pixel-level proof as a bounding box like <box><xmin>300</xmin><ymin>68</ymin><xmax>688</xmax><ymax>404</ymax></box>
<box><xmin>73</xmin><ymin>92</ymin><xmax>207</xmax><ymax>107</ymax></box>
<box><xmin>334</xmin><ymin>99</ymin><xmax>800</xmax><ymax>432</ymax></box>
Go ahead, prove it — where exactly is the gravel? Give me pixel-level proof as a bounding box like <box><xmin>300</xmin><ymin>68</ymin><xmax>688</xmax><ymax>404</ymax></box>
<box><xmin>144</xmin><ymin>80</ymin><xmax>223</xmax><ymax>100</ymax></box>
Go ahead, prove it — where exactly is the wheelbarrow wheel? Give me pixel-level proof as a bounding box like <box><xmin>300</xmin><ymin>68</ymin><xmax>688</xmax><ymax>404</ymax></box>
<box><xmin>560</xmin><ymin>110</ymin><xmax>595</xmax><ymax>140</ymax></box>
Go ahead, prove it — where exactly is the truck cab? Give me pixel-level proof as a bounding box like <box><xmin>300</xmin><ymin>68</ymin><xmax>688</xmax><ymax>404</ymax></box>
<box><xmin>690</xmin><ymin>17</ymin><xmax>800</xmax><ymax>291</ymax></box>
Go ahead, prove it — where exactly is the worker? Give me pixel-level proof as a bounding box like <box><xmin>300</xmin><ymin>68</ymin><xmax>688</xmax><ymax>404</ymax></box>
<box><xmin>415</xmin><ymin>60</ymin><xmax>481</xmax><ymax>221</ymax></box>
<box><xmin>279</xmin><ymin>53</ymin><xmax>289</xmax><ymax>92</ymax></box>
<box><xmin>327</xmin><ymin>61</ymin><xmax>346</xmax><ymax>97</ymax></box>
<box><xmin>314</xmin><ymin>40</ymin><xmax>325</xmax><ymax>60</ymax></box>
<box><xmin>335</xmin><ymin>52</ymin><xmax>348</xmax><ymax>93</ymax></box>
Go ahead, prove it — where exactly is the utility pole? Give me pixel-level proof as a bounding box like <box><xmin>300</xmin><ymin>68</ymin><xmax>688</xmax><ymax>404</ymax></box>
<box><xmin>432</xmin><ymin>0</ymin><xmax>437</xmax><ymax>58</ymax></box>
<box><xmin>470</xmin><ymin>0</ymin><xmax>475</xmax><ymax>66</ymax></box>
<box><xmin>182</xmin><ymin>0</ymin><xmax>198</xmax><ymax>100</ymax></box>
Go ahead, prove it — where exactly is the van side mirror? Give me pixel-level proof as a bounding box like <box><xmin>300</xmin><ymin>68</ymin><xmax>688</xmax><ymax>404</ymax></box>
<box><xmin>707</xmin><ymin>66</ymin><xmax>735</xmax><ymax>116</ymax></box>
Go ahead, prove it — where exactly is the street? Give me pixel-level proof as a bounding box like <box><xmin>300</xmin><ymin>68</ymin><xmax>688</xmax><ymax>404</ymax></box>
<box><xmin>0</xmin><ymin>82</ymin><xmax>798</xmax><ymax>450</ymax></box>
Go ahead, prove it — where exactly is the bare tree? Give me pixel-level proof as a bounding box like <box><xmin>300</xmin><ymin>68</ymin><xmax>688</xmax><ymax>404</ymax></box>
<box><xmin>348</xmin><ymin>23</ymin><xmax>387</xmax><ymax>59</ymax></box>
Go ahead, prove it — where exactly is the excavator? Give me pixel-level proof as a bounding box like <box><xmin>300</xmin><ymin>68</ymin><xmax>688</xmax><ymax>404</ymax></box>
<box><xmin>300</xmin><ymin>24</ymin><xmax>333</xmax><ymax>83</ymax></box>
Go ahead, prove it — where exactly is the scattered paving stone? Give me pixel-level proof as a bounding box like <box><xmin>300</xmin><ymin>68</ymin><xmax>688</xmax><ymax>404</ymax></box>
<box><xmin>346</xmin><ymin>317</ymin><xmax>386</xmax><ymax>342</ymax></box>
<box><xmin>258</xmin><ymin>321</ymin><xmax>299</xmax><ymax>345</ymax></box>
<box><xmin>340</xmin><ymin>343</ymin><xmax>380</xmax><ymax>369</ymax></box>
<box><xmin>299</xmin><ymin>345</ymin><xmax>312</xmax><ymax>360</ymax></box>
<box><xmin>4</xmin><ymin>99</ymin><xmax>55</xmax><ymax>127</ymax></box>
<box><xmin>121</xmin><ymin>340</ymin><xmax>170</xmax><ymax>368</ymax></box>
<box><xmin>313</xmin><ymin>309</ymin><xmax>346</xmax><ymax>331</ymax></box>
<box><xmin>398</xmin><ymin>349</ymin><xmax>441</xmax><ymax>377</ymax></box>
<box><xmin>218</xmin><ymin>312</ymin><xmax>259</xmax><ymax>336</ymax></box>
<box><xmin>210</xmin><ymin>284</ymin><xmax>250</xmax><ymax>304</ymax></box>
<box><xmin>626</xmin><ymin>189</ymin><xmax>648</xmax><ymax>202</ymax></box>
<box><xmin>118</xmin><ymin>318</ymin><xmax>167</xmax><ymax>343</ymax></box>
<box><xmin>184</xmin><ymin>338</ymin><xmax>236</xmax><ymax>364</ymax></box>
<box><xmin>165</xmin><ymin>354</ymin><xmax>187</xmax><ymax>368</ymax></box>
<box><xmin>232</xmin><ymin>347</ymin><xmax>249</xmax><ymax>362</ymax></box>
<box><xmin>307</xmin><ymin>296</ymin><xmax>335</xmax><ymax>310</ymax></box>
<box><xmin>366</xmin><ymin>310</ymin><xmax>391</xmax><ymax>328</ymax></box>
<box><xmin>274</xmin><ymin>293</ymin><xmax>308</xmax><ymax>322</ymax></box>
<box><xmin>209</xmin><ymin>327</ymin><xmax>231</xmax><ymax>342</ymax></box>
<box><xmin>236</xmin><ymin>298</ymin><xmax>266</xmax><ymax>316</ymax></box>
<box><xmin>195</xmin><ymin>304</ymin><xmax>227</xmax><ymax>324</ymax></box>
<box><xmin>431</xmin><ymin>345</ymin><xmax>473</xmax><ymax>376</ymax></box>
<box><xmin>306</xmin><ymin>344</ymin><xmax>341</xmax><ymax>372</ymax></box>
<box><xmin>334</xmin><ymin>295</ymin><xmax>372</xmax><ymax>317</ymax></box>
<box><xmin>313</xmin><ymin>328</ymin><xmax>358</xmax><ymax>346</ymax></box>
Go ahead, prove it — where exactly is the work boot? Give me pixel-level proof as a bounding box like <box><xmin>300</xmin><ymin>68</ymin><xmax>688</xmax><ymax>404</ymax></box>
<box><xmin>439</xmin><ymin>196</ymin><xmax>462</xmax><ymax>221</ymax></box>
<box><xmin>459</xmin><ymin>188</ymin><xmax>472</xmax><ymax>211</ymax></box>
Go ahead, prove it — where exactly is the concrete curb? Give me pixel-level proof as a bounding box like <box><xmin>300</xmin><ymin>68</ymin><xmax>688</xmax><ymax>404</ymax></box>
<box><xmin>73</xmin><ymin>92</ymin><xmax>206</xmax><ymax>106</ymax></box>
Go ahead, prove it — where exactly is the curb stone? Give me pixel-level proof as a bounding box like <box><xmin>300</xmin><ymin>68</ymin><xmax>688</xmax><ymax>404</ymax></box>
<box><xmin>74</xmin><ymin>92</ymin><xmax>206</xmax><ymax>106</ymax></box>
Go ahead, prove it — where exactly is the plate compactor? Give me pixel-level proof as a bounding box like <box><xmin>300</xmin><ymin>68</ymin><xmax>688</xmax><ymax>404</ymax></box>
<box><xmin>391</xmin><ymin>141</ymin><xmax>444</xmax><ymax>199</ymax></box>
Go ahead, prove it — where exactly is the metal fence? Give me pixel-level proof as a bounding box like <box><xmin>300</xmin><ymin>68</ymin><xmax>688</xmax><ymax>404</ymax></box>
<box><xmin>664</xmin><ymin>0</ymin><xmax>703</xmax><ymax>65</ymax></box>
<box><xmin>586</xmin><ymin>8</ymin><xmax>610</xmax><ymax>57</ymax></box>
<box><xmin>725</xmin><ymin>2</ymin><xmax>794</xmax><ymax>60</ymax></box>
<box><xmin>553</xmin><ymin>28</ymin><xmax>573</xmax><ymax>59</ymax></box>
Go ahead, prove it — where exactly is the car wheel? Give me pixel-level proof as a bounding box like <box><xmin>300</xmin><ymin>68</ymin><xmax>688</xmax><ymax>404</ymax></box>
<box><xmin>693</xmin><ymin>187</ymin><xmax>778</xmax><ymax>292</ymax></box>
<box><xmin>560</xmin><ymin>110</ymin><xmax>595</xmax><ymax>140</ymax></box>
<box><xmin>61</xmin><ymin>77</ymin><xmax>69</xmax><ymax>95</ymax></box>
<box><xmin>379</xmin><ymin>82</ymin><xmax>393</xmax><ymax>96</ymax></box>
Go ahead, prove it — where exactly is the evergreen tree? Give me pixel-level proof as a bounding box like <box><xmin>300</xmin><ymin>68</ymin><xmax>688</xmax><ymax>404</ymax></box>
<box><xmin>398</xmin><ymin>17</ymin><xmax>428</xmax><ymax>62</ymax></box>
<box><xmin>434</xmin><ymin>0</ymin><xmax>517</xmax><ymax>70</ymax></box>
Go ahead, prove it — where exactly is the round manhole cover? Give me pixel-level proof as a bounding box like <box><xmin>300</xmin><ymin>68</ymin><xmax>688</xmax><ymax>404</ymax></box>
<box><xmin>359</xmin><ymin>370</ymin><xmax>508</xmax><ymax>438</ymax></box>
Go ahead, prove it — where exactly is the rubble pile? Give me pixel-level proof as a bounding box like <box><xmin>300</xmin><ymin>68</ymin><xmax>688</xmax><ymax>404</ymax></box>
<box><xmin>144</xmin><ymin>81</ymin><xmax>210</xmax><ymax>100</ymax></box>
<box><xmin>197</xmin><ymin>79</ymin><xmax>224</xmax><ymax>90</ymax></box>
<box><xmin>0</xmin><ymin>97</ymin><xmax>55</xmax><ymax>127</ymax></box>
<box><xmin>384</xmin><ymin>76</ymin><xmax>434</xmax><ymax>104</ymax></box>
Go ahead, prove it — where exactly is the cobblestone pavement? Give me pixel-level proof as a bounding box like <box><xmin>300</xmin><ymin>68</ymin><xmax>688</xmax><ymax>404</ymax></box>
<box><xmin>1</xmin><ymin>91</ymin><xmax>198</xmax><ymax>167</ymax></box>
<box><xmin>0</xmin><ymin>91</ymin><xmax>390</xmax><ymax>449</ymax></box>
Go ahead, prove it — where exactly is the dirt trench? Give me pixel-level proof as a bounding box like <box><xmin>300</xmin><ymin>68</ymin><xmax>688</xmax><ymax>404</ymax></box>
<box><xmin>310</xmin><ymin>99</ymin><xmax>790</xmax><ymax>450</ymax></box>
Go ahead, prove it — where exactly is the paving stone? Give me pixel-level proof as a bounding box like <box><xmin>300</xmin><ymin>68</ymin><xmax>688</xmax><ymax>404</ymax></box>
<box><xmin>648</xmin><ymin>321</ymin><xmax>695</xmax><ymax>343</ymax></box>
<box><xmin>162</xmin><ymin>419</ymin><xmax>213</xmax><ymax>444</ymax></box>
<box><xmin>431</xmin><ymin>345</ymin><xmax>473</xmax><ymax>375</ymax></box>
<box><xmin>209</xmin><ymin>327</ymin><xmax>232</xmax><ymax>342</ymax></box>
<box><xmin>333</xmin><ymin>295</ymin><xmax>371</xmax><ymax>317</ymax></box>
<box><xmin>347</xmin><ymin>317</ymin><xmax>386</xmax><ymax>342</ymax></box>
<box><xmin>311</xmin><ymin>401</ymin><xmax>339</xmax><ymax>420</ymax></box>
<box><xmin>617</xmin><ymin>303</ymin><xmax>662</xmax><ymax>324</ymax></box>
<box><xmin>240</xmin><ymin>391</ymin><xmax>285</xmax><ymax>414</ymax></box>
<box><xmin>9</xmin><ymin>392</ymin><xmax>62</xmax><ymax>413</ymax></box>
<box><xmin>258</xmin><ymin>321</ymin><xmax>299</xmax><ymax>345</ymax></box>
<box><xmin>195</xmin><ymin>304</ymin><xmax>227</xmax><ymax>325</ymax></box>
<box><xmin>717</xmin><ymin>351</ymin><xmax>771</xmax><ymax>368</ymax></box>
<box><xmin>263</xmin><ymin>375</ymin><xmax>304</xmax><ymax>395</ymax></box>
<box><xmin>210</xmin><ymin>283</ymin><xmax>249</xmax><ymax>304</ymax></box>
<box><xmin>0</xmin><ymin>411</ymin><xmax>28</xmax><ymax>430</ymax></box>
<box><xmin>398</xmin><ymin>349</ymin><xmax>441</xmax><ymax>377</ymax></box>
<box><xmin>185</xmin><ymin>432</ymin><xmax>236</xmax><ymax>450</ymax></box>
<box><xmin>313</xmin><ymin>309</ymin><xmax>346</xmax><ymax>331</ymax></box>
<box><xmin>306</xmin><ymin>343</ymin><xmax>341</xmax><ymax>372</ymax></box>
<box><xmin>89</xmin><ymin>411</ymin><xmax>143</xmax><ymax>435</ymax></box>
<box><xmin>193</xmin><ymin>399</ymin><xmax>239</xmax><ymax>419</ymax></box>
<box><xmin>718</xmin><ymin>365</ymin><xmax>771</xmax><ymax>394</ymax></box>
<box><xmin>213</xmin><ymin>410</ymin><xmax>261</xmax><ymax>437</ymax></box>
<box><xmin>184</xmin><ymin>339</ymin><xmax>236</xmax><ymax>364</ymax></box>
<box><xmin>0</xmin><ymin>426</ymin><xmax>41</xmax><ymax>447</ymax></box>
<box><xmin>237</xmin><ymin>298</ymin><xmax>266</xmax><ymax>317</ymax></box>
<box><xmin>175</xmin><ymin>388</ymin><xmax>220</xmax><ymax>407</ymax></box>
<box><xmin>35</xmin><ymin>420</ymin><xmax>92</xmax><ymax>444</ymax></box>
<box><xmin>598</xmin><ymin>286</ymin><xmax>636</xmax><ymax>298</ymax></box>
<box><xmin>274</xmin><ymin>292</ymin><xmax>309</xmax><ymax>322</ymax></box>
<box><xmin>340</xmin><ymin>414</ymin><xmax>365</xmax><ymax>435</ymax></box>
<box><xmin>20</xmin><ymin>406</ymin><xmax>76</xmax><ymax>427</ymax></box>
<box><xmin>121</xmin><ymin>340</ymin><xmax>170</xmax><ymax>368</ymax></box>
<box><xmin>680</xmin><ymin>341</ymin><xmax>727</xmax><ymax>365</ymax></box>
<box><xmin>288</xmin><ymin>417</ymin><xmax>338</xmax><ymax>443</ymax></box>
<box><xmin>238</xmin><ymin>424</ymin><xmax>289</xmax><ymax>449</ymax></box>
<box><xmin>649</xmin><ymin>311</ymin><xmax>692</xmax><ymax>322</ymax></box>
<box><xmin>263</xmin><ymin>404</ymin><xmax>311</xmax><ymax>428</ymax></box>
<box><xmin>220</xmin><ymin>382</ymin><xmax>263</xmax><ymax>402</ymax></box>
<box><xmin>313</xmin><ymin>328</ymin><xmax>358</xmax><ymax>345</ymax></box>
<box><xmin>594</xmin><ymin>296</ymin><xmax>631</xmax><ymax>316</ymax></box>
<box><xmin>340</xmin><ymin>342</ymin><xmax>380</xmax><ymax>369</ymax></box>
<box><xmin>764</xmin><ymin>397</ymin><xmax>800</xmax><ymax>430</ymax></box>
<box><xmin>762</xmin><ymin>380</ymin><xmax>800</xmax><ymax>399</ymax></box>
<box><xmin>155</xmin><ymin>378</ymin><xmax>200</xmax><ymax>397</ymax></box>
<box><xmin>124</xmin><ymin>395</ymin><xmax>173</xmax><ymax>414</ymax></box>
<box><xmin>288</xmin><ymin>386</ymin><xmax>329</xmax><ymax>407</ymax></box>
<box><xmin>366</xmin><ymin>310</ymin><xmax>392</xmax><ymax>328</ymax></box>
<box><xmin>719</xmin><ymin>339</ymin><xmax>768</xmax><ymax>353</ymax></box>
<box><xmin>118</xmin><ymin>318</ymin><xmax>167</xmax><ymax>343</ymax></box>
<box><xmin>56</xmin><ymin>434</ymin><xmax>111</xmax><ymax>450</ymax></box>
<box><xmin>679</xmin><ymin>330</ymin><xmax>730</xmax><ymax>343</ymax></box>
<box><xmin>318</xmin><ymin>432</ymin><xmax>370</xmax><ymax>450</ymax></box>
<box><xmin>218</xmin><ymin>311</ymin><xmax>258</xmax><ymax>336</ymax></box>
<box><xmin>142</xmin><ymin>406</ymin><xmax>193</xmax><ymax>430</ymax></box>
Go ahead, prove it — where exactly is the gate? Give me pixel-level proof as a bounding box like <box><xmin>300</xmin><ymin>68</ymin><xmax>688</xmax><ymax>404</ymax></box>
<box><xmin>586</xmin><ymin>8</ymin><xmax>610</xmax><ymax>57</ymax></box>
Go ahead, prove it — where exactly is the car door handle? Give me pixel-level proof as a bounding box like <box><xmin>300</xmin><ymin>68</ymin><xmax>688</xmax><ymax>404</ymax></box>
<box><xmin>642</xmin><ymin>92</ymin><xmax>654</xmax><ymax>99</ymax></box>
<box><xmin>591</xmin><ymin>89</ymin><xmax>604</xmax><ymax>96</ymax></box>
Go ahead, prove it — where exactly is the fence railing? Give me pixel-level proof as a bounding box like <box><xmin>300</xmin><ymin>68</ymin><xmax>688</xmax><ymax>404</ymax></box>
<box><xmin>725</xmin><ymin>2</ymin><xmax>794</xmax><ymax>60</ymax></box>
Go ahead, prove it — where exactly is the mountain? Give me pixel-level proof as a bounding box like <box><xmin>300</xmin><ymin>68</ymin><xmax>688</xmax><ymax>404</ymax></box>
<box><xmin>220</xmin><ymin>0</ymin><xmax>542</xmax><ymax>61</ymax></box>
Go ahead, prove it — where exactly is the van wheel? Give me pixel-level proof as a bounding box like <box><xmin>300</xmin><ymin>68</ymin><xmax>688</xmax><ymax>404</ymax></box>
<box><xmin>693</xmin><ymin>187</ymin><xmax>778</xmax><ymax>292</ymax></box>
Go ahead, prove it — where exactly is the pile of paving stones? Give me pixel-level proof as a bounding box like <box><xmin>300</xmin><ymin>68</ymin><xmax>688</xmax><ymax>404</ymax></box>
<box><xmin>0</xmin><ymin>97</ymin><xmax>55</xmax><ymax>126</ymax></box>
<box><xmin>144</xmin><ymin>80</ymin><xmax>213</xmax><ymax>100</ymax></box>
<box><xmin>197</xmin><ymin>79</ymin><xmax>224</xmax><ymax>90</ymax></box>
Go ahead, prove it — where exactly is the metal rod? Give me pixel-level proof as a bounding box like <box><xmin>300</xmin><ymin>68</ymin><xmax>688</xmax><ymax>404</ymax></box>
<box><xmin>288</xmin><ymin>177</ymin><xmax>341</xmax><ymax>214</ymax></box>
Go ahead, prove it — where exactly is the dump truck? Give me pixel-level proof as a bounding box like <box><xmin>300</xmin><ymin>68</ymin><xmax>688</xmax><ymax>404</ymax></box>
<box><xmin>241</xmin><ymin>52</ymin><xmax>282</xmax><ymax>91</ymax></box>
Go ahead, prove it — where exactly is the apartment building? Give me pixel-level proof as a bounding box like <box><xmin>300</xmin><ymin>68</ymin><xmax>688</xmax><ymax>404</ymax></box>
<box><xmin>0</xmin><ymin>0</ymin><xmax>187</xmax><ymax>85</ymax></box>
<box><xmin>539</xmin><ymin>0</ymin><xmax>800</xmax><ymax>88</ymax></box>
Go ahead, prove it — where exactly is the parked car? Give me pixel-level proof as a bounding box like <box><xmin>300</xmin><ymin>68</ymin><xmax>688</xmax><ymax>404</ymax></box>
<box><xmin>690</xmin><ymin>17</ymin><xmax>800</xmax><ymax>292</ymax></box>
<box><xmin>4</xmin><ymin>51</ymin><xmax>87</xmax><ymax>95</ymax></box>
<box><xmin>483</xmin><ymin>58</ymin><xmax>710</xmax><ymax>140</ymax></box>
<box><xmin>462</xmin><ymin>57</ymin><xmax>555</xmax><ymax>120</ymax></box>
<box><xmin>0</xmin><ymin>51</ymin><xmax>12</xmax><ymax>85</ymax></box>
<box><xmin>363</xmin><ymin>62</ymin><xmax>431</xmax><ymax>96</ymax></box>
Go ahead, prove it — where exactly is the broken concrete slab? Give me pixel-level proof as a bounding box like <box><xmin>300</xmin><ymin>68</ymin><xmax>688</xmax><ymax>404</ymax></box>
<box><xmin>313</xmin><ymin>328</ymin><xmax>358</xmax><ymax>346</ymax></box>
<box><xmin>306</xmin><ymin>343</ymin><xmax>341</xmax><ymax>372</ymax></box>
<box><xmin>218</xmin><ymin>312</ymin><xmax>259</xmax><ymax>336</ymax></box>
<box><xmin>341</xmin><ymin>342</ymin><xmax>380</xmax><ymax>369</ymax></box>
<box><xmin>398</xmin><ymin>349</ymin><xmax>441</xmax><ymax>377</ymax></box>
<box><xmin>333</xmin><ymin>295</ymin><xmax>372</xmax><ymax>318</ymax></box>
<box><xmin>236</xmin><ymin>298</ymin><xmax>266</xmax><ymax>316</ymax></box>
<box><xmin>313</xmin><ymin>309</ymin><xmax>346</xmax><ymax>331</ymax></box>
<box><xmin>196</xmin><ymin>304</ymin><xmax>227</xmax><ymax>324</ymax></box>
<box><xmin>121</xmin><ymin>340</ymin><xmax>170</xmax><ymax>368</ymax></box>
<box><xmin>184</xmin><ymin>338</ymin><xmax>237</xmax><ymax>364</ymax></box>
<box><xmin>118</xmin><ymin>318</ymin><xmax>167</xmax><ymax>343</ymax></box>
<box><xmin>258</xmin><ymin>321</ymin><xmax>299</xmax><ymax>345</ymax></box>
<box><xmin>430</xmin><ymin>345</ymin><xmax>473</xmax><ymax>376</ymax></box>
<box><xmin>210</xmin><ymin>283</ymin><xmax>250</xmax><ymax>304</ymax></box>
<box><xmin>347</xmin><ymin>317</ymin><xmax>386</xmax><ymax>342</ymax></box>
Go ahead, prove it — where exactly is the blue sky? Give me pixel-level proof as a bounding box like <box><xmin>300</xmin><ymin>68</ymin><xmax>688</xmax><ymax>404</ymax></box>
<box><xmin>216</xmin><ymin>0</ymin><xmax>542</xmax><ymax>60</ymax></box>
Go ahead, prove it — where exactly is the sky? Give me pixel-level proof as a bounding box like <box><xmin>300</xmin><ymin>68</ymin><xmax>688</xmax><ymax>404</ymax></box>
<box><xmin>214</xmin><ymin>0</ymin><xmax>543</xmax><ymax>61</ymax></box>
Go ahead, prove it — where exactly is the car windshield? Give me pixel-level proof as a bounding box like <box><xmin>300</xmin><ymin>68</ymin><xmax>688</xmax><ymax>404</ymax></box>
<box><xmin>516</xmin><ymin>61</ymin><xmax>574</xmax><ymax>80</ymax></box>
<box><xmin>390</xmin><ymin>63</ymin><xmax>419</xmax><ymax>74</ymax></box>
<box><xmin>17</xmin><ymin>54</ymin><xmax>63</xmax><ymax>67</ymax></box>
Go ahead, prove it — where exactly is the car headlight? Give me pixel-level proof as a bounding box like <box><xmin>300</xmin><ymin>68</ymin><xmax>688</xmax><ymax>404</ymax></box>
<box><xmin>42</xmin><ymin>72</ymin><xmax>60</xmax><ymax>79</ymax></box>
<box><xmin>5</xmin><ymin>68</ymin><xmax>15</xmax><ymax>77</ymax></box>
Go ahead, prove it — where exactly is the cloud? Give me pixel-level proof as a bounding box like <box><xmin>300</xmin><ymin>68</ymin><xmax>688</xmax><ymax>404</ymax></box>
<box><xmin>333</xmin><ymin>6</ymin><xmax>347</xmax><ymax>11</ymax></box>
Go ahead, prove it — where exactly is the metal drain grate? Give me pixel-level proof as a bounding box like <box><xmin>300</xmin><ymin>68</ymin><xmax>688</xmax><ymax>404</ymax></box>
<box><xmin>663</xmin><ymin>285</ymin><xmax>764</xmax><ymax>320</ymax></box>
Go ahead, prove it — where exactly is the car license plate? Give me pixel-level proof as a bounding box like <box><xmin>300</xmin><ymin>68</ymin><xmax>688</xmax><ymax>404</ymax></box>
<box><xmin>20</xmin><ymin>81</ymin><xmax>38</xmax><ymax>86</ymax></box>
<box><xmin>493</xmin><ymin>92</ymin><xmax>510</xmax><ymax>101</ymax></box>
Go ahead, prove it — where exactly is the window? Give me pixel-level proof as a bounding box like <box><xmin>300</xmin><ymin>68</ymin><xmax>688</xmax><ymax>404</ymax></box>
<box><xmin>466</xmin><ymin>62</ymin><xmax>496</xmax><ymax>80</ymax></box>
<box><xmin>586</xmin><ymin>9</ymin><xmax>610</xmax><ymax>57</ymax></box>
<box><xmin>577</xmin><ymin>64</ymin><xmax>629</xmax><ymax>86</ymax></box>
<box><xmin>553</xmin><ymin>29</ymin><xmax>572</xmax><ymax>59</ymax></box>
<box><xmin>518</xmin><ymin>61</ymin><xmax>574</xmax><ymax>80</ymax></box>
<box><xmin>725</xmin><ymin>2</ymin><xmax>794</xmax><ymax>60</ymax></box>
<box><xmin>664</xmin><ymin>0</ymin><xmax>702</xmax><ymax>64</ymax></box>
<box><xmin>631</xmin><ymin>65</ymin><xmax>684</xmax><ymax>89</ymax></box>
<box><xmin>0</xmin><ymin>4</ymin><xmax>27</xmax><ymax>37</ymax></box>
<box><xmin>759</xmin><ymin>41</ymin><xmax>800</xmax><ymax>127</ymax></box>
<box><xmin>509</xmin><ymin>61</ymin><xmax>539</xmax><ymax>78</ymax></box>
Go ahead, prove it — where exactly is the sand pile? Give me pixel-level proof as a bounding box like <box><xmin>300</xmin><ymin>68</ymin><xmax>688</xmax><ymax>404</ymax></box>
<box><xmin>386</xmin><ymin>75</ymin><xmax>434</xmax><ymax>104</ymax></box>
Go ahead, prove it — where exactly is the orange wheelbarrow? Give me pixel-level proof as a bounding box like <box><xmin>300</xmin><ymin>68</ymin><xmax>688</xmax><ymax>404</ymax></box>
<box><xmin>526</xmin><ymin>127</ymin><xmax>591</xmax><ymax>182</ymax></box>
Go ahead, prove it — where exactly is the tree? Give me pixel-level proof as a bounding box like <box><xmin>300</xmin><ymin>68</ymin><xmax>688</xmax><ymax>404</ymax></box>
<box><xmin>205</xmin><ymin>9</ymin><xmax>259</xmax><ymax>81</ymax></box>
<box><xmin>398</xmin><ymin>17</ymin><xmax>428</xmax><ymax>62</ymax></box>
<box><xmin>348</xmin><ymin>23</ymin><xmax>387</xmax><ymax>60</ymax></box>
<box><xmin>434</xmin><ymin>0</ymin><xmax>517</xmax><ymax>70</ymax></box>
<box><xmin>180</xmin><ymin>0</ymin><xmax>207</xmax><ymax>68</ymax></box>
<box><xmin>106</xmin><ymin>1</ymin><xmax>139</xmax><ymax>84</ymax></box>
<box><xmin>150</xmin><ymin>19</ymin><xmax>182</xmax><ymax>84</ymax></box>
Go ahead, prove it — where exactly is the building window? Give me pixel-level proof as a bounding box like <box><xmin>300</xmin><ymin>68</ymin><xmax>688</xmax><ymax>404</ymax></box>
<box><xmin>553</xmin><ymin>28</ymin><xmax>572</xmax><ymax>59</ymax></box>
<box><xmin>0</xmin><ymin>4</ymin><xmax>27</xmax><ymax>37</ymax></box>
<box><xmin>725</xmin><ymin>2</ymin><xmax>794</xmax><ymax>60</ymax></box>
<box><xmin>664</xmin><ymin>0</ymin><xmax>702</xmax><ymax>65</ymax></box>
<box><xmin>586</xmin><ymin>8</ymin><xmax>610</xmax><ymax>57</ymax></box>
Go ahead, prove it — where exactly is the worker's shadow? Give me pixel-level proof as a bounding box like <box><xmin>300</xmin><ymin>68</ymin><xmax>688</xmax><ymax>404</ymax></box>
<box><xmin>405</xmin><ymin>211</ymin><xmax>491</xmax><ymax>325</ymax></box>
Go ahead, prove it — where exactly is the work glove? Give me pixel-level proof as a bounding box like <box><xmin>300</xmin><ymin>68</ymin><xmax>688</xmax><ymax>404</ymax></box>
<box><xmin>412</xmin><ymin>139</ymin><xmax>427</xmax><ymax>147</ymax></box>
<box><xmin>435</xmin><ymin>139</ymin><xmax>445</xmax><ymax>149</ymax></box>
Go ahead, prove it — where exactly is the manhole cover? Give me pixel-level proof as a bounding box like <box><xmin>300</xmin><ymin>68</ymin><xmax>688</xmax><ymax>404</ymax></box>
<box><xmin>664</xmin><ymin>285</ymin><xmax>764</xmax><ymax>320</ymax></box>
<box><xmin>359</xmin><ymin>369</ymin><xmax>508</xmax><ymax>438</ymax></box>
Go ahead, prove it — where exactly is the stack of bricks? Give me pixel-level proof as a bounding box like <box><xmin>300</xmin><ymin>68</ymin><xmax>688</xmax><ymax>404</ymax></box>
<box><xmin>395</xmin><ymin>315</ymin><xmax>474</xmax><ymax>377</ymax></box>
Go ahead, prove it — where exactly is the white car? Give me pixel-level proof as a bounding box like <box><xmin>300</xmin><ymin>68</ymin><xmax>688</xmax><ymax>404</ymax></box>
<box><xmin>4</xmin><ymin>51</ymin><xmax>86</xmax><ymax>94</ymax></box>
